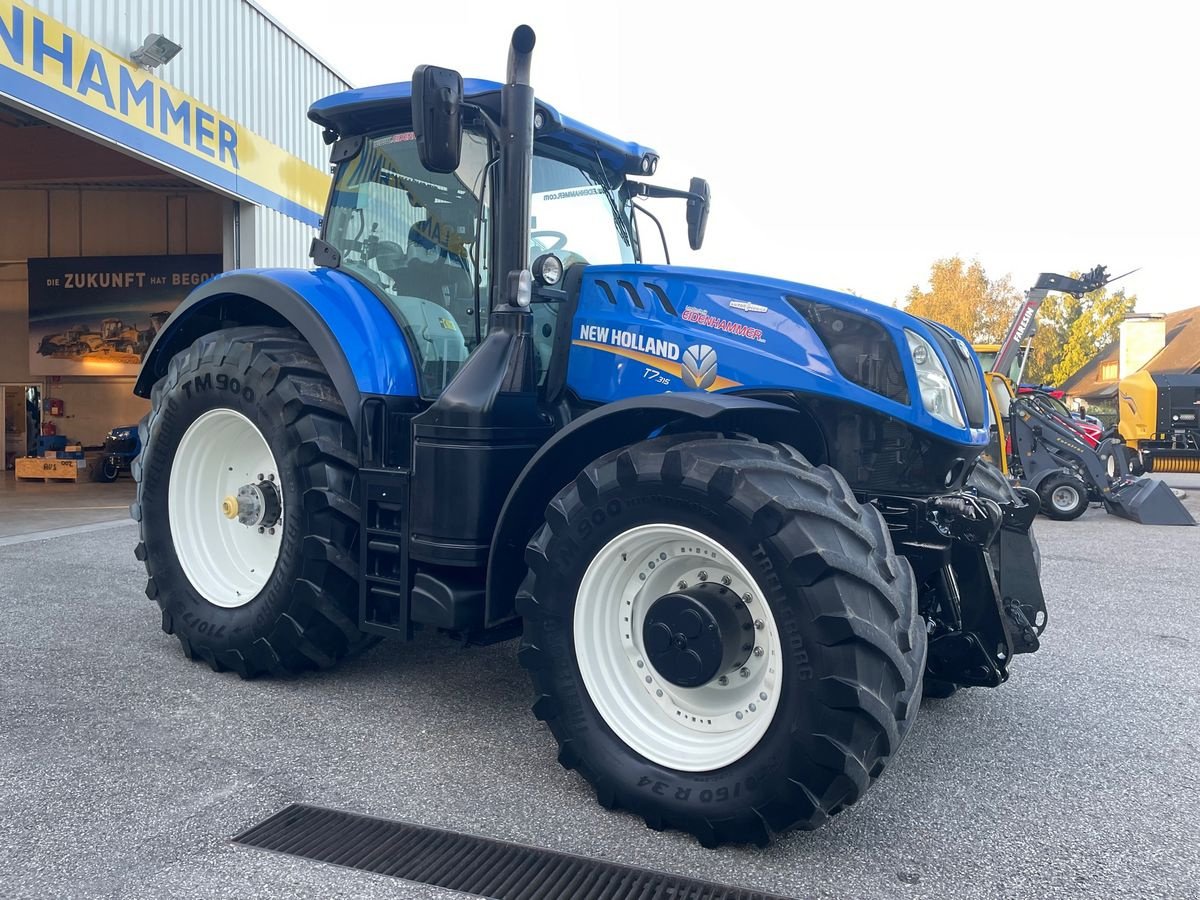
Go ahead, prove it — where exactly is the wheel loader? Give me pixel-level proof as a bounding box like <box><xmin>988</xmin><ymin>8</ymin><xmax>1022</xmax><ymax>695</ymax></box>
<box><xmin>977</xmin><ymin>267</ymin><xmax>1193</xmax><ymax>525</ymax></box>
<box><xmin>131</xmin><ymin>26</ymin><xmax>1051</xmax><ymax>846</ymax></box>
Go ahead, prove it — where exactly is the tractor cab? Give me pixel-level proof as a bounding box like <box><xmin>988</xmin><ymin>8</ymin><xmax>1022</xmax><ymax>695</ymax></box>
<box><xmin>308</xmin><ymin>78</ymin><xmax>707</xmax><ymax>398</ymax></box>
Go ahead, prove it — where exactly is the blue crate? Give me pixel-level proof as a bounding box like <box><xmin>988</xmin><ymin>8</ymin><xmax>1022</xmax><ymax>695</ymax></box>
<box><xmin>37</xmin><ymin>435</ymin><xmax>67</xmax><ymax>454</ymax></box>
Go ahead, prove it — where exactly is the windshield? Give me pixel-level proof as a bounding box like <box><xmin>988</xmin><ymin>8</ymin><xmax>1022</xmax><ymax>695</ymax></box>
<box><xmin>975</xmin><ymin>346</ymin><xmax>1027</xmax><ymax>384</ymax></box>
<box><xmin>1039</xmin><ymin>392</ymin><xmax>1073</xmax><ymax>418</ymax></box>
<box><xmin>530</xmin><ymin>155</ymin><xmax>636</xmax><ymax>266</ymax></box>
<box><xmin>986</xmin><ymin>373</ymin><xmax>1013</xmax><ymax>417</ymax></box>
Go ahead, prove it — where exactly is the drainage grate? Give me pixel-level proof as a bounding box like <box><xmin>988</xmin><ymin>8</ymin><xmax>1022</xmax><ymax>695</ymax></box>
<box><xmin>234</xmin><ymin>803</ymin><xmax>798</xmax><ymax>900</ymax></box>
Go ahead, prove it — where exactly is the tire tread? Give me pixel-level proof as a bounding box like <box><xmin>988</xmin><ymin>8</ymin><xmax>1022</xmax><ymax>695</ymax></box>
<box><xmin>518</xmin><ymin>435</ymin><xmax>926</xmax><ymax>846</ymax></box>
<box><xmin>133</xmin><ymin>326</ymin><xmax>375</xmax><ymax>677</ymax></box>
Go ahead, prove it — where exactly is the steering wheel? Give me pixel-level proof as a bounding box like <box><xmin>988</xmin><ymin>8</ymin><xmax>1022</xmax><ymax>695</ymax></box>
<box><xmin>531</xmin><ymin>230</ymin><xmax>569</xmax><ymax>252</ymax></box>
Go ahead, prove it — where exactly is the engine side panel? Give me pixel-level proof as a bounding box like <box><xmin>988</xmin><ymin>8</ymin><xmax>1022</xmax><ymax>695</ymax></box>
<box><xmin>564</xmin><ymin>265</ymin><xmax>988</xmax><ymax>448</ymax></box>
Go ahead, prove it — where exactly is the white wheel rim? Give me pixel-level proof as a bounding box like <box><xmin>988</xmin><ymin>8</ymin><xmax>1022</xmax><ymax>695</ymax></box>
<box><xmin>573</xmin><ymin>523</ymin><xmax>783</xmax><ymax>772</ymax></box>
<box><xmin>1051</xmin><ymin>485</ymin><xmax>1078</xmax><ymax>512</ymax></box>
<box><xmin>168</xmin><ymin>408</ymin><xmax>284</xmax><ymax>608</ymax></box>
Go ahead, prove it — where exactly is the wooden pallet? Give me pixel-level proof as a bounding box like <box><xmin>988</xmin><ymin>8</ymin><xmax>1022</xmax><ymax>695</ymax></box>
<box><xmin>14</xmin><ymin>457</ymin><xmax>86</xmax><ymax>482</ymax></box>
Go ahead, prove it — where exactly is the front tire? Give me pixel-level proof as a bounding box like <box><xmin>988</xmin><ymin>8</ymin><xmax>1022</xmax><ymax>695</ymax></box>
<box><xmin>92</xmin><ymin>459</ymin><xmax>120</xmax><ymax>482</ymax></box>
<box><xmin>1037</xmin><ymin>473</ymin><xmax>1088</xmax><ymax>521</ymax></box>
<box><xmin>518</xmin><ymin>435</ymin><xmax>926</xmax><ymax>846</ymax></box>
<box><xmin>133</xmin><ymin>326</ymin><xmax>372</xmax><ymax>677</ymax></box>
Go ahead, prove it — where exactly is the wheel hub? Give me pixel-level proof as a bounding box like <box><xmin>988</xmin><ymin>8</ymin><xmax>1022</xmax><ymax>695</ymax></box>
<box><xmin>1052</xmin><ymin>485</ymin><xmax>1077</xmax><ymax>511</ymax></box>
<box><xmin>643</xmin><ymin>583</ymin><xmax>753</xmax><ymax>687</ymax></box>
<box><xmin>234</xmin><ymin>479</ymin><xmax>282</xmax><ymax>529</ymax></box>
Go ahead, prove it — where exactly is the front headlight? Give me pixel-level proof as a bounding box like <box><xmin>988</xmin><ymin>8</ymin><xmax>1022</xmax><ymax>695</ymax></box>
<box><xmin>905</xmin><ymin>329</ymin><xmax>965</xmax><ymax>428</ymax></box>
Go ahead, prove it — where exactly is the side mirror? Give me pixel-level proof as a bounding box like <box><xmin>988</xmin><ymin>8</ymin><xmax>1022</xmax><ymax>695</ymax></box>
<box><xmin>686</xmin><ymin>177</ymin><xmax>710</xmax><ymax>251</ymax></box>
<box><xmin>411</xmin><ymin>64</ymin><xmax>464</xmax><ymax>174</ymax></box>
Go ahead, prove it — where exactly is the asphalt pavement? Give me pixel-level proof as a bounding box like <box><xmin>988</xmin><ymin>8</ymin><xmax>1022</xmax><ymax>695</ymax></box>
<box><xmin>1</xmin><ymin>476</ymin><xmax>1198</xmax><ymax>899</ymax></box>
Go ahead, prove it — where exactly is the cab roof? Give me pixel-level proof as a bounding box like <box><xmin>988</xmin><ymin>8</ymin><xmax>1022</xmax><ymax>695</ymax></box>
<box><xmin>308</xmin><ymin>78</ymin><xmax>658</xmax><ymax>177</ymax></box>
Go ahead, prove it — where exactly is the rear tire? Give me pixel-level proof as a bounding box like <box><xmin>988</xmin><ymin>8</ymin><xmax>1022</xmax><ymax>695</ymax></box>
<box><xmin>133</xmin><ymin>326</ymin><xmax>373</xmax><ymax>677</ymax></box>
<box><xmin>1037</xmin><ymin>473</ymin><xmax>1088</xmax><ymax>521</ymax></box>
<box><xmin>518</xmin><ymin>435</ymin><xmax>926</xmax><ymax>846</ymax></box>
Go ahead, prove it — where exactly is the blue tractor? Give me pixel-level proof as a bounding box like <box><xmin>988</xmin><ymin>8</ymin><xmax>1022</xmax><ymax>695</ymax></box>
<box><xmin>132</xmin><ymin>28</ymin><xmax>1045</xmax><ymax>846</ymax></box>
<box><xmin>93</xmin><ymin>424</ymin><xmax>141</xmax><ymax>482</ymax></box>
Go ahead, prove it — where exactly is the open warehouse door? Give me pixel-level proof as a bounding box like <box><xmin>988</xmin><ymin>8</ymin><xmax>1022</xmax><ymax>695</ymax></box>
<box><xmin>0</xmin><ymin>0</ymin><xmax>344</xmax><ymax>513</ymax></box>
<box><xmin>0</xmin><ymin>99</ymin><xmax>225</xmax><ymax>489</ymax></box>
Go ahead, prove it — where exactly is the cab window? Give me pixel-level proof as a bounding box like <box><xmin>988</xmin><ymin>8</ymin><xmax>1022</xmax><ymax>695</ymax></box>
<box><xmin>325</xmin><ymin>130</ymin><xmax>491</xmax><ymax>397</ymax></box>
<box><xmin>526</xmin><ymin>155</ymin><xmax>635</xmax><ymax>382</ymax></box>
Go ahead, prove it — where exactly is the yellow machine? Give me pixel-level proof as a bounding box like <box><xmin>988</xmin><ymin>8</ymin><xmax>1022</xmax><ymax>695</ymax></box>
<box><xmin>967</xmin><ymin>267</ymin><xmax>1193</xmax><ymax>524</ymax></box>
<box><xmin>973</xmin><ymin>343</ymin><xmax>1025</xmax><ymax>386</ymax></box>
<box><xmin>980</xmin><ymin>370</ymin><xmax>1015</xmax><ymax>474</ymax></box>
<box><xmin>1117</xmin><ymin>370</ymin><xmax>1200</xmax><ymax>473</ymax></box>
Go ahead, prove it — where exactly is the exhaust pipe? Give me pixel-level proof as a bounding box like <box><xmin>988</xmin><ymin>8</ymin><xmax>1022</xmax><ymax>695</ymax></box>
<box><xmin>496</xmin><ymin>25</ymin><xmax>536</xmax><ymax>308</ymax></box>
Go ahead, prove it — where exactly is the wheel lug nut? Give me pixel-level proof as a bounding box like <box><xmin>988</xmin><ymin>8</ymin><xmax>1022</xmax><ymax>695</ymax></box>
<box><xmin>753</xmin><ymin>646</ymin><xmax>765</xmax><ymax>658</ymax></box>
<box><xmin>698</xmin><ymin>570</ymin><xmax>708</xmax><ymax>581</ymax></box>
<box><xmin>257</xmin><ymin>473</ymin><xmax>264</xmax><ymax>480</ymax></box>
<box><xmin>268</xmin><ymin>527</ymin><xmax>275</xmax><ymax>535</ymax></box>
<box><xmin>257</xmin><ymin>526</ymin><xmax>265</xmax><ymax>534</ymax></box>
<box><xmin>754</xmin><ymin>619</ymin><xmax>764</xmax><ymax>630</ymax></box>
<box><xmin>721</xmin><ymin>575</ymin><xmax>731</xmax><ymax>586</ymax></box>
<box><xmin>740</xmin><ymin>667</ymin><xmax>750</xmax><ymax>678</ymax></box>
<box><xmin>742</xmin><ymin>593</ymin><xmax>753</xmax><ymax>604</ymax></box>
<box><xmin>268</xmin><ymin>473</ymin><xmax>275</xmax><ymax>482</ymax></box>
<box><xmin>677</xmin><ymin>581</ymin><xmax>687</xmax><ymax>590</ymax></box>
<box><xmin>718</xmin><ymin>675</ymin><xmax>728</xmax><ymax>686</ymax></box>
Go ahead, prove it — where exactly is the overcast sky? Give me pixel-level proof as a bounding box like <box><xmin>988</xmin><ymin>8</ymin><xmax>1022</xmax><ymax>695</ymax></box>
<box><xmin>258</xmin><ymin>0</ymin><xmax>1198</xmax><ymax>313</ymax></box>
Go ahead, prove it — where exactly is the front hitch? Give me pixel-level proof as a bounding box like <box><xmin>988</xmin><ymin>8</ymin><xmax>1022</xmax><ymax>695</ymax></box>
<box><xmin>893</xmin><ymin>479</ymin><xmax>1048</xmax><ymax>689</ymax></box>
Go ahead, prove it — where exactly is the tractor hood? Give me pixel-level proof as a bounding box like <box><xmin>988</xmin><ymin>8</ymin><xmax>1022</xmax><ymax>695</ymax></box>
<box><xmin>563</xmin><ymin>264</ymin><xmax>989</xmax><ymax>449</ymax></box>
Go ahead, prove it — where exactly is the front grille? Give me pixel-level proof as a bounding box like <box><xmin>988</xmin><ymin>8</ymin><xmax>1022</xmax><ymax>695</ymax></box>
<box><xmin>924</xmin><ymin>325</ymin><xmax>986</xmax><ymax>428</ymax></box>
<box><xmin>104</xmin><ymin>436</ymin><xmax>136</xmax><ymax>454</ymax></box>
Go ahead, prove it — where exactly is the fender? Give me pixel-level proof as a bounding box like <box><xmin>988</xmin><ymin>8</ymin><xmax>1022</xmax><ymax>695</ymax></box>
<box><xmin>484</xmin><ymin>392</ymin><xmax>820</xmax><ymax>627</ymax></box>
<box><xmin>134</xmin><ymin>269</ymin><xmax>420</xmax><ymax>422</ymax></box>
<box><xmin>1024</xmin><ymin>466</ymin><xmax>1071</xmax><ymax>493</ymax></box>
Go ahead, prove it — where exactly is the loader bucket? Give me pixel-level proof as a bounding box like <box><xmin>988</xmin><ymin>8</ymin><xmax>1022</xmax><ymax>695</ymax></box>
<box><xmin>1104</xmin><ymin>477</ymin><xmax>1197</xmax><ymax>526</ymax></box>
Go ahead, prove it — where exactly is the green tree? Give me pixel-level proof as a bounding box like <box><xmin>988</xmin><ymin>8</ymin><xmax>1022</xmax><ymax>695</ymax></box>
<box><xmin>904</xmin><ymin>257</ymin><xmax>1021</xmax><ymax>343</ymax></box>
<box><xmin>1022</xmin><ymin>280</ymin><xmax>1136</xmax><ymax>385</ymax></box>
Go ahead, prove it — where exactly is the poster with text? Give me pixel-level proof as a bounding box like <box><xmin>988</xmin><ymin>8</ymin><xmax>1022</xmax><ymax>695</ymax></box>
<box><xmin>27</xmin><ymin>255</ymin><xmax>222</xmax><ymax>376</ymax></box>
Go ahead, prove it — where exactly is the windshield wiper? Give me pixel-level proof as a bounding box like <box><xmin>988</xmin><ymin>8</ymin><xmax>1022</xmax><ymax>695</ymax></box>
<box><xmin>589</xmin><ymin>151</ymin><xmax>633</xmax><ymax>250</ymax></box>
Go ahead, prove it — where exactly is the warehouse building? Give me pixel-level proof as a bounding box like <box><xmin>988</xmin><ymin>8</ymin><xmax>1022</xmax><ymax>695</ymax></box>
<box><xmin>1</xmin><ymin>0</ymin><xmax>345</xmax><ymax>474</ymax></box>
